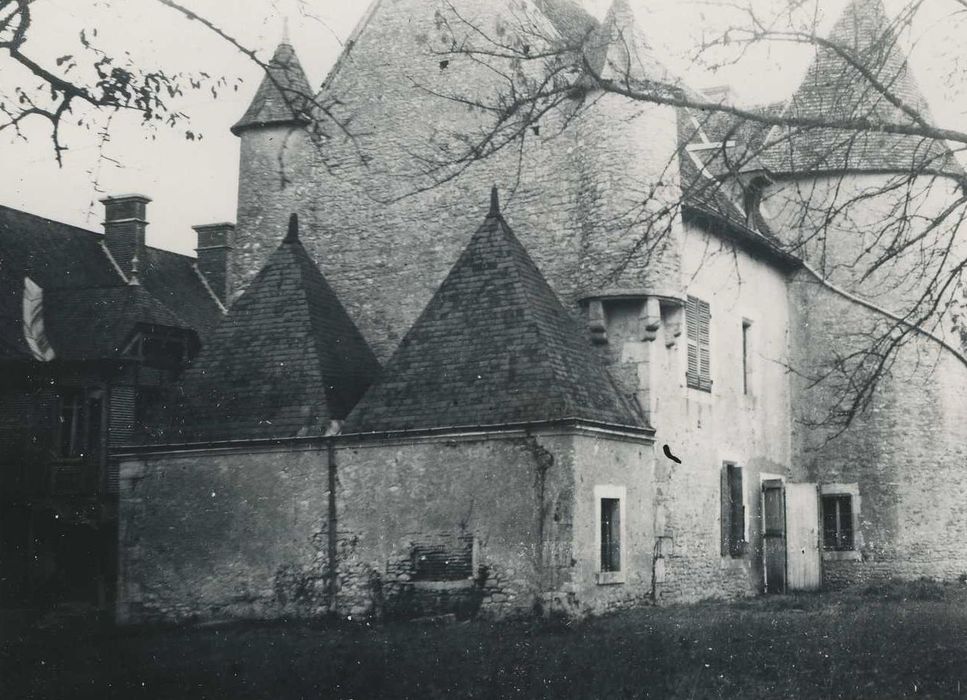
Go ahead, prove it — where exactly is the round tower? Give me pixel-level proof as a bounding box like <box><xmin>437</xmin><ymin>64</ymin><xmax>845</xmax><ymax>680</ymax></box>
<box><xmin>756</xmin><ymin>0</ymin><xmax>965</xmax><ymax>323</ymax></box>
<box><xmin>231</xmin><ymin>39</ymin><xmax>316</xmax><ymax>297</ymax></box>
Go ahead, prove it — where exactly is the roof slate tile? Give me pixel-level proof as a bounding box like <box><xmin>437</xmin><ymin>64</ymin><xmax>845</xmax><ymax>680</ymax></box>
<box><xmin>344</xmin><ymin>192</ymin><xmax>646</xmax><ymax>434</ymax></box>
<box><xmin>164</xmin><ymin>216</ymin><xmax>381</xmax><ymax>442</ymax></box>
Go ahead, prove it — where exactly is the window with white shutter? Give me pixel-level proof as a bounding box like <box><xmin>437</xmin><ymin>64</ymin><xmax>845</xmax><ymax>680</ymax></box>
<box><xmin>686</xmin><ymin>295</ymin><xmax>712</xmax><ymax>391</ymax></box>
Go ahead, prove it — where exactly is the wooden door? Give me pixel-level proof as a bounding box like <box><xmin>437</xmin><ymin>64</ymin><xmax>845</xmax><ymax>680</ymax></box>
<box><xmin>761</xmin><ymin>479</ymin><xmax>786</xmax><ymax>593</ymax></box>
<box><xmin>785</xmin><ymin>483</ymin><xmax>821</xmax><ymax>591</ymax></box>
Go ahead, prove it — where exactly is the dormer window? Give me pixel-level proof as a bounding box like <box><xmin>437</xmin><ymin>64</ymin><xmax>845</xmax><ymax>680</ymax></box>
<box><xmin>741</xmin><ymin>174</ymin><xmax>774</xmax><ymax>229</ymax></box>
<box><xmin>126</xmin><ymin>329</ymin><xmax>191</xmax><ymax>370</ymax></box>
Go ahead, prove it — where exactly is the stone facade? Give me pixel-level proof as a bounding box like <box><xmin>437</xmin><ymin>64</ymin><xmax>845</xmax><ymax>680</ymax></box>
<box><xmin>117</xmin><ymin>427</ymin><xmax>654</xmax><ymax>624</ymax></box>
<box><xmin>234</xmin><ymin>0</ymin><xmax>683</xmax><ymax>359</ymax></box>
<box><xmin>114</xmin><ymin>0</ymin><xmax>967</xmax><ymax>625</ymax></box>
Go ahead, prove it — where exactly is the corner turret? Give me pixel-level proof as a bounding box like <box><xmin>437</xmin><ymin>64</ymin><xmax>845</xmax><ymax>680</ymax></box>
<box><xmin>231</xmin><ymin>40</ymin><xmax>313</xmax><ymax>135</ymax></box>
<box><xmin>231</xmin><ymin>38</ymin><xmax>316</xmax><ymax>299</ymax></box>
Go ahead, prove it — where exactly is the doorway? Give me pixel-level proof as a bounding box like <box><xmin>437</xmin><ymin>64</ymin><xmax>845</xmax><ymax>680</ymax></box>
<box><xmin>761</xmin><ymin>480</ymin><xmax>821</xmax><ymax>593</ymax></box>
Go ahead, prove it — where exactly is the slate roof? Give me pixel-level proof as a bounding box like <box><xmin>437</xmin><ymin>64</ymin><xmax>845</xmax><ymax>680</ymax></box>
<box><xmin>344</xmin><ymin>190</ymin><xmax>646</xmax><ymax>434</ymax></box>
<box><xmin>231</xmin><ymin>42</ymin><xmax>313</xmax><ymax>135</ymax></box>
<box><xmin>164</xmin><ymin>215</ymin><xmax>381</xmax><ymax>442</ymax></box>
<box><xmin>757</xmin><ymin>0</ymin><xmax>962</xmax><ymax>178</ymax></box>
<box><xmin>44</xmin><ymin>285</ymin><xmax>194</xmax><ymax>361</ymax></box>
<box><xmin>0</xmin><ymin>204</ymin><xmax>221</xmax><ymax>361</ymax></box>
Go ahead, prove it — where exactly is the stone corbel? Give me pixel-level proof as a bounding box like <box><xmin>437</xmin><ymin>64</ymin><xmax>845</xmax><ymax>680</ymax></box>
<box><xmin>638</xmin><ymin>296</ymin><xmax>662</xmax><ymax>342</ymax></box>
<box><xmin>588</xmin><ymin>299</ymin><xmax>608</xmax><ymax>345</ymax></box>
<box><xmin>665</xmin><ymin>304</ymin><xmax>684</xmax><ymax>348</ymax></box>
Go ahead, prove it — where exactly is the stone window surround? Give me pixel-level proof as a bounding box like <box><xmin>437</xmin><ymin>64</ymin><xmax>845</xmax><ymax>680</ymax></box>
<box><xmin>820</xmin><ymin>483</ymin><xmax>862</xmax><ymax>562</ymax></box>
<box><xmin>594</xmin><ymin>484</ymin><xmax>627</xmax><ymax>585</ymax></box>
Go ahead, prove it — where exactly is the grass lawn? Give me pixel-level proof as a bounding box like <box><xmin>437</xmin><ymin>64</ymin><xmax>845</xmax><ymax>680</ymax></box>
<box><xmin>4</xmin><ymin>581</ymin><xmax>967</xmax><ymax>699</ymax></box>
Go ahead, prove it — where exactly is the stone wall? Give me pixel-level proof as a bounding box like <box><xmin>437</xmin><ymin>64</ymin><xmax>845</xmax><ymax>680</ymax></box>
<box><xmin>117</xmin><ymin>426</ymin><xmax>656</xmax><ymax>624</ymax></box>
<box><xmin>763</xmin><ymin>173</ymin><xmax>967</xmax><ymax>339</ymax></box>
<box><xmin>650</xmin><ymin>220</ymin><xmax>795</xmax><ymax>601</ymax></box>
<box><xmin>789</xmin><ymin>272</ymin><xmax>967</xmax><ymax>586</ymax></box>
<box><xmin>233</xmin><ymin>0</ymin><xmax>683</xmax><ymax>360</ymax></box>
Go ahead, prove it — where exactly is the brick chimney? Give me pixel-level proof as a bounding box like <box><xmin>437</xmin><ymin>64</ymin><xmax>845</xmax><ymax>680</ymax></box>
<box><xmin>193</xmin><ymin>222</ymin><xmax>235</xmax><ymax>304</ymax></box>
<box><xmin>101</xmin><ymin>194</ymin><xmax>150</xmax><ymax>277</ymax></box>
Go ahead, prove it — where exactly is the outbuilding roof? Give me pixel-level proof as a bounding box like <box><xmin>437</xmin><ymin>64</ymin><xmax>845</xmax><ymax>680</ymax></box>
<box><xmin>344</xmin><ymin>189</ymin><xmax>646</xmax><ymax>434</ymax></box>
<box><xmin>166</xmin><ymin>214</ymin><xmax>381</xmax><ymax>442</ymax></box>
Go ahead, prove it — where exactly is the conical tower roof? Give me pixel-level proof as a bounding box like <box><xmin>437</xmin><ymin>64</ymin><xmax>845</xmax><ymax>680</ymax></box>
<box><xmin>344</xmin><ymin>188</ymin><xmax>646</xmax><ymax>434</ymax></box>
<box><xmin>759</xmin><ymin>0</ymin><xmax>961</xmax><ymax>176</ymax></box>
<box><xmin>167</xmin><ymin>215</ymin><xmax>380</xmax><ymax>442</ymax></box>
<box><xmin>231</xmin><ymin>41</ymin><xmax>313</xmax><ymax>135</ymax></box>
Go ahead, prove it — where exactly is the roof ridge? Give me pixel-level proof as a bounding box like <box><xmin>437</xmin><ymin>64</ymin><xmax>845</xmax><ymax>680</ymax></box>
<box><xmin>317</xmin><ymin>0</ymin><xmax>385</xmax><ymax>96</ymax></box>
<box><xmin>288</xmin><ymin>238</ymin><xmax>357</xmax><ymax>417</ymax></box>
<box><xmin>0</xmin><ymin>202</ymin><xmax>200</xmax><ymax>261</ymax></box>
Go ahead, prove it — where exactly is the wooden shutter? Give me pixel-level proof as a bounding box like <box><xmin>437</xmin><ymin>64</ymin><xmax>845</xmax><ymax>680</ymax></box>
<box><xmin>729</xmin><ymin>465</ymin><xmax>745</xmax><ymax>556</ymax></box>
<box><xmin>721</xmin><ymin>464</ymin><xmax>745</xmax><ymax>557</ymax></box>
<box><xmin>720</xmin><ymin>466</ymin><xmax>730</xmax><ymax>556</ymax></box>
<box><xmin>686</xmin><ymin>296</ymin><xmax>700</xmax><ymax>389</ymax></box>
<box><xmin>686</xmin><ymin>296</ymin><xmax>712</xmax><ymax>391</ymax></box>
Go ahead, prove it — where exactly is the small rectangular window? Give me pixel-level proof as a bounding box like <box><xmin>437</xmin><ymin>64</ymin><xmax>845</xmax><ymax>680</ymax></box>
<box><xmin>600</xmin><ymin>498</ymin><xmax>621</xmax><ymax>573</ymax></box>
<box><xmin>822</xmin><ymin>494</ymin><xmax>854</xmax><ymax>551</ymax></box>
<box><xmin>721</xmin><ymin>463</ymin><xmax>746</xmax><ymax>557</ymax></box>
<box><xmin>741</xmin><ymin>319</ymin><xmax>752</xmax><ymax>395</ymax></box>
<box><xmin>686</xmin><ymin>295</ymin><xmax>712</xmax><ymax>391</ymax></box>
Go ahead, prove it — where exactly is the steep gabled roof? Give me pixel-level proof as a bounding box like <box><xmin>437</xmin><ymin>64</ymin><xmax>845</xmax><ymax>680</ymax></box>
<box><xmin>582</xmin><ymin>0</ymin><xmax>679</xmax><ymax>94</ymax></box>
<box><xmin>344</xmin><ymin>189</ymin><xmax>645</xmax><ymax>434</ymax></box>
<box><xmin>231</xmin><ymin>42</ymin><xmax>313</xmax><ymax>135</ymax></box>
<box><xmin>535</xmin><ymin>0</ymin><xmax>597</xmax><ymax>45</ymax></box>
<box><xmin>0</xmin><ymin>204</ymin><xmax>221</xmax><ymax>360</ymax></box>
<box><xmin>166</xmin><ymin>215</ymin><xmax>380</xmax><ymax>442</ymax></box>
<box><xmin>758</xmin><ymin>0</ymin><xmax>961</xmax><ymax>177</ymax></box>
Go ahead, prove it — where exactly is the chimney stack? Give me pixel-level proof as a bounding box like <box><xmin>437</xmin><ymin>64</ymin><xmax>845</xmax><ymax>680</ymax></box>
<box><xmin>101</xmin><ymin>194</ymin><xmax>150</xmax><ymax>278</ymax></box>
<box><xmin>193</xmin><ymin>222</ymin><xmax>235</xmax><ymax>304</ymax></box>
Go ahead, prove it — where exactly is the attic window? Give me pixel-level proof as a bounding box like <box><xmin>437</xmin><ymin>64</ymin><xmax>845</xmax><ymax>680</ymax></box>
<box><xmin>742</xmin><ymin>175</ymin><xmax>772</xmax><ymax>228</ymax></box>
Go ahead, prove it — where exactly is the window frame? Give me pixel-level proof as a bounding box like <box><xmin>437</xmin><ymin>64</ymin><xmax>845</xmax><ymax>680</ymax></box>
<box><xmin>721</xmin><ymin>462</ymin><xmax>747</xmax><ymax>558</ymax></box>
<box><xmin>594</xmin><ymin>485</ymin><xmax>627</xmax><ymax>585</ymax></box>
<box><xmin>56</xmin><ymin>387</ymin><xmax>104</xmax><ymax>460</ymax></box>
<box><xmin>822</xmin><ymin>494</ymin><xmax>853</xmax><ymax>551</ymax></box>
<box><xmin>741</xmin><ymin>318</ymin><xmax>753</xmax><ymax>396</ymax></box>
<box><xmin>819</xmin><ymin>483</ymin><xmax>862</xmax><ymax>561</ymax></box>
<box><xmin>685</xmin><ymin>295</ymin><xmax>712</xmax><ymax>392</ymax></box>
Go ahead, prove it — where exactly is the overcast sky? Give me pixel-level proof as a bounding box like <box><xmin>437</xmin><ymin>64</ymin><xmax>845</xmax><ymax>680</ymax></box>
<box><xmin>2</xmin><ymin>0</ymin><xmax>965</xmax><ymax>255</ymax></box>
